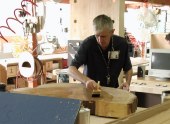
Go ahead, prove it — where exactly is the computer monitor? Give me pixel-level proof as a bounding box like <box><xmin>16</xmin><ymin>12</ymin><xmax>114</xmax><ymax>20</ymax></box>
<box><xmin>148</xmin><ymin>49</ymin><xmax>170</xmax><ymax>80</ymax></box>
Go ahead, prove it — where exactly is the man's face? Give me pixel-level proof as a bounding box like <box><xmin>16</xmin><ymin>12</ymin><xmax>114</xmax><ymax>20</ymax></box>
<box><xmin>95</xmin><ymin>28</ymin><xmax>114</xmax><ymax>50</ymax></box>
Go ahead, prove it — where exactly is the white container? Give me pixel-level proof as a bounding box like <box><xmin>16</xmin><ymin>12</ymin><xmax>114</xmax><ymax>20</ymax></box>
<box><xmin>161</xmin><ymin>90</ymin><xmax>170</xmax><ymax>103</ymax></box>
<box><xmin>76</xmin><ymin>107</ymin><xmax>90</xmax><ymax>124</ymax></box>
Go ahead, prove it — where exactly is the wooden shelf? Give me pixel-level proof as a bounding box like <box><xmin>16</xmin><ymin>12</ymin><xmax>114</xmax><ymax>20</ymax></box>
<box><xmin>0</xmin><ymin>53</ymin><xmax>68</xmax><ymax>90</ymax></box>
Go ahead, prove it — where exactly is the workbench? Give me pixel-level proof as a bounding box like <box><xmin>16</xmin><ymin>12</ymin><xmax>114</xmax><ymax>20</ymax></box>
<box><xmin>130</xmin><ymin>76</ymin><xmax>170</xmax><ymax>107</ymax></box>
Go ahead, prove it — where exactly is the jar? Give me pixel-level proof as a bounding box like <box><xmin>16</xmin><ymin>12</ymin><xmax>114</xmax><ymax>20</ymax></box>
<box><xmin>161</xmin><ymin>90</ymin><xmax>170</xmax><ymax>103</ymax></box>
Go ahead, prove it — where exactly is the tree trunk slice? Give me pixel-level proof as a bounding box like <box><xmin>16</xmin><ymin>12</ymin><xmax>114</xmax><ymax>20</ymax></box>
<box><xmin>11</xmin><ymin>83</ymin><xmax>137</xmax><ymax>118</ymax></box>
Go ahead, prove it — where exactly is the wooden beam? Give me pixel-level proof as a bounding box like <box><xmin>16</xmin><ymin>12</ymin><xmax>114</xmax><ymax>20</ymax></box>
<box><xmin>149</xmin><ymin>0</ymin><xmax>170</xmax><ymax>5</ymax></box>
<box><xmin>125</xmin><ymin>0</ymin><xmax>170</xmax><ymax>5</ymax></box>
<box><xmin>60</xmin><ymin>0</ymin><xmax>69</xmax><ymax>3</ymax></box>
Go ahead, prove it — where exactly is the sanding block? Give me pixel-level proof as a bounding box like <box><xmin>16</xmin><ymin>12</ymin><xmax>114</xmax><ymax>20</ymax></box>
<box><xmin>92</xmin><ymin>90</ymin><xmax>101</xmax><ymax>97</ymax></box>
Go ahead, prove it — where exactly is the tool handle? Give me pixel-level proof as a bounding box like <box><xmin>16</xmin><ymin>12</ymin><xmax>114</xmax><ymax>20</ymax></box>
<box><xmin>97</xmin><ymin>81</ymin><xmax>100</xmax><ymax>90</ymax></box>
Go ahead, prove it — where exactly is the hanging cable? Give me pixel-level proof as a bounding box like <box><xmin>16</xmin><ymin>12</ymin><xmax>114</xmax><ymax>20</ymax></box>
<box><xmin>0</xmin><ymin>0</ymin><xmax>37</xmax><ymax>42</ymax></box>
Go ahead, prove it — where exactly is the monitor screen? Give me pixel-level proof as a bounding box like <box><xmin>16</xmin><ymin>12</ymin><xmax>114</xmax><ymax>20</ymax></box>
<box><xmin>148</xmin><ymin>49</ymin><xmax>170</xmax><ymax>80</ymax></box>
<box><xmin>151</xmin><ymin>52</ymin><xmax>170</xmax><ymax>70</ymax></box>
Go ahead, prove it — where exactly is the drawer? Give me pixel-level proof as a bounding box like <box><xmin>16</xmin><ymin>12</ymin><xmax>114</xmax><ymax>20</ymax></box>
<box><xmin>7</xmin><ymin>66</ymin><xmax>18</xmax><ymax>77</ymax></box>
<box><xmin>45</xmin><ymin>61</ymin><xmax>53</xmax><ymax>71</ymax></box>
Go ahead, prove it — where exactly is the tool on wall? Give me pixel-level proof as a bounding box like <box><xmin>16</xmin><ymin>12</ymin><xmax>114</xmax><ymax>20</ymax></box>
<box><xmin>14</xmin><ymin>0</ymin><xmax>45</xmax><ymax>88</ymax></box>
<box><xmin>0</xmin><ymin>0</ymin><xmax>38</xmax><ymax>42</ymax></box>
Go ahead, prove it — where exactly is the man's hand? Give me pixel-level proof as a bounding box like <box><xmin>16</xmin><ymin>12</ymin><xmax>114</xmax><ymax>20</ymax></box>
<box><xmin>118</xmin><ymin>82</ymin><xmax>130</xmax><ymax>91</ymax></box>
<box><xmin>85</xmin><ymin>80</ymin><xmax>100</xmax><ymax>90</ymax></box>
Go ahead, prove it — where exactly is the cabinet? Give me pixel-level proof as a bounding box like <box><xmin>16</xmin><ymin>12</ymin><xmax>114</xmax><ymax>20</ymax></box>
<box><xmin>7</xmin><ymin>65</ymin><xmax>18</xmax><ymax>77</ymax></box>
<box><xmin>45</xmin><ymin>61</ymin><xmax>53</xmax><ymax>71</ymax></box>
<box><xmin>0</xmin><ymin>63</ymin><xmax>27</xmax><ymax>91</ymax></box>
<box><xmin>0</xmin><ymin>53</ymin><xmax>68</xmax><ymax>91</ymax></box>
<box><xmin>41</xmin><ymin>58</ymin><xmax>64</xmax><ymax>83</ymax></box>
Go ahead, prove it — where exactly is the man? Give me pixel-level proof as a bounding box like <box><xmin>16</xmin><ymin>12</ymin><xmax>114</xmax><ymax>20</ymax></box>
<box><xmin>165</xmin><ymin>33</ymin><xmax>170</xmax><ymax>43</ymax></box>
<box><xmin>68</xmin><ymin>14</ymin><xmax>133</xmax><ymax>90</ymax></box>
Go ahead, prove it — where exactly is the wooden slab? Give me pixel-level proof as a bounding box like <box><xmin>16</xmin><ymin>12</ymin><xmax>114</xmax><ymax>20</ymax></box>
<box><xmin>11</xmin><ymin>83</ymin><xmax>137</xmax><ymax>118</ymax></box>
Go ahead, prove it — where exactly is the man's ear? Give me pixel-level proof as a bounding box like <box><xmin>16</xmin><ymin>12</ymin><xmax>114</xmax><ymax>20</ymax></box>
<box><xmin>111</xmin><ymin>29</ymin><xmax>115</xmax><ymax>34</ymax></box>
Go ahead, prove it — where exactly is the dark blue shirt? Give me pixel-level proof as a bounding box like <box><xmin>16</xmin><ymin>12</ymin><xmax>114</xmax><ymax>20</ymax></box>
<box><xmin>70</xmin><ymin>35</ymin><xmax>132</xmax><ymax>88</ymax></box>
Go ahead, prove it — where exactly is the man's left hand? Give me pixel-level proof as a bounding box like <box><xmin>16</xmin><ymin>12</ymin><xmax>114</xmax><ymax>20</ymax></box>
<box><xmin>118</xmin><ymin>82</ymin><xmax>130</xmax><ymax>91</ymax></box>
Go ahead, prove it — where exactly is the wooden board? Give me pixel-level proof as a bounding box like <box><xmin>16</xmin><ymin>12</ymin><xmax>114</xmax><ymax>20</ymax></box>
<box><xmin>11</xmin><ymin>83</ymin><xmax>137</xmax><ymax>118</ymax></box>
<box><xmin>109</xmin><ymin>100</ymin><xmax>170</xmax><ymax>124</ymax></box>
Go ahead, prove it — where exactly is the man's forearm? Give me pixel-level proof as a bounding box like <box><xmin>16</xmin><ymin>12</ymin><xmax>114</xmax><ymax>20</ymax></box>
<box><xmin>68</xmin><ymin>66</ymin><xmax>91</xmax><ymax>84</ymax></box>
<box><xmin>125</xmin><ymin>69</ymin><xmax>133</xmax><ymax>85</ymax></box>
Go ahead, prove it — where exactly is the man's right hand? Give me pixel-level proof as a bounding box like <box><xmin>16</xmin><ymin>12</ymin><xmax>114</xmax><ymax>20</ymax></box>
<box><xmin>85</xmin><ymin>80</ymin><xmax>100</xmax><ymax>90</ymax></box>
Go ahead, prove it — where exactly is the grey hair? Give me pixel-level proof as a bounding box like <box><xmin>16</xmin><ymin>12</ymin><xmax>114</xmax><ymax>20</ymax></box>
<box><xmin>165</xmin><ymin>33</ymin><xmax>170</xmax><ymax>41</ymax></box>
<box><xmin>93</xmin><ymin>14</ymin><xmax>114</xmax><ymax>33</ymax></box>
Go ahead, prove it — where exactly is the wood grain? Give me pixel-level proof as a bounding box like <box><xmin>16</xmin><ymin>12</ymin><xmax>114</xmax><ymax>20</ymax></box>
<box><xmin>11</xmin><ymin>83</ymin><xmax>137</xmax><ymax>118</ymax></box>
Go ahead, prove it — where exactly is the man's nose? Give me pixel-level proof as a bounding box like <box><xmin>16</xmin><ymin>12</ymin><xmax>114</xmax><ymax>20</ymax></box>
<box><xmin>98</xmin><ymin>36</ymin><xmax>104</xmax><ymax>41</ymax></box>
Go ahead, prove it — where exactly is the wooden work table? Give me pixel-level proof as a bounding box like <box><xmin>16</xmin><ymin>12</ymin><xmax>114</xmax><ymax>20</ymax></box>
<box><xmin>130</xmin><ymin>76</ymin><xmax>170</xmax><ymax>94</ymax></box>
<box><xmin>130</xmin><ymin>75</ymin><xmax>170</xmax><ymax>107</ymax></box>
